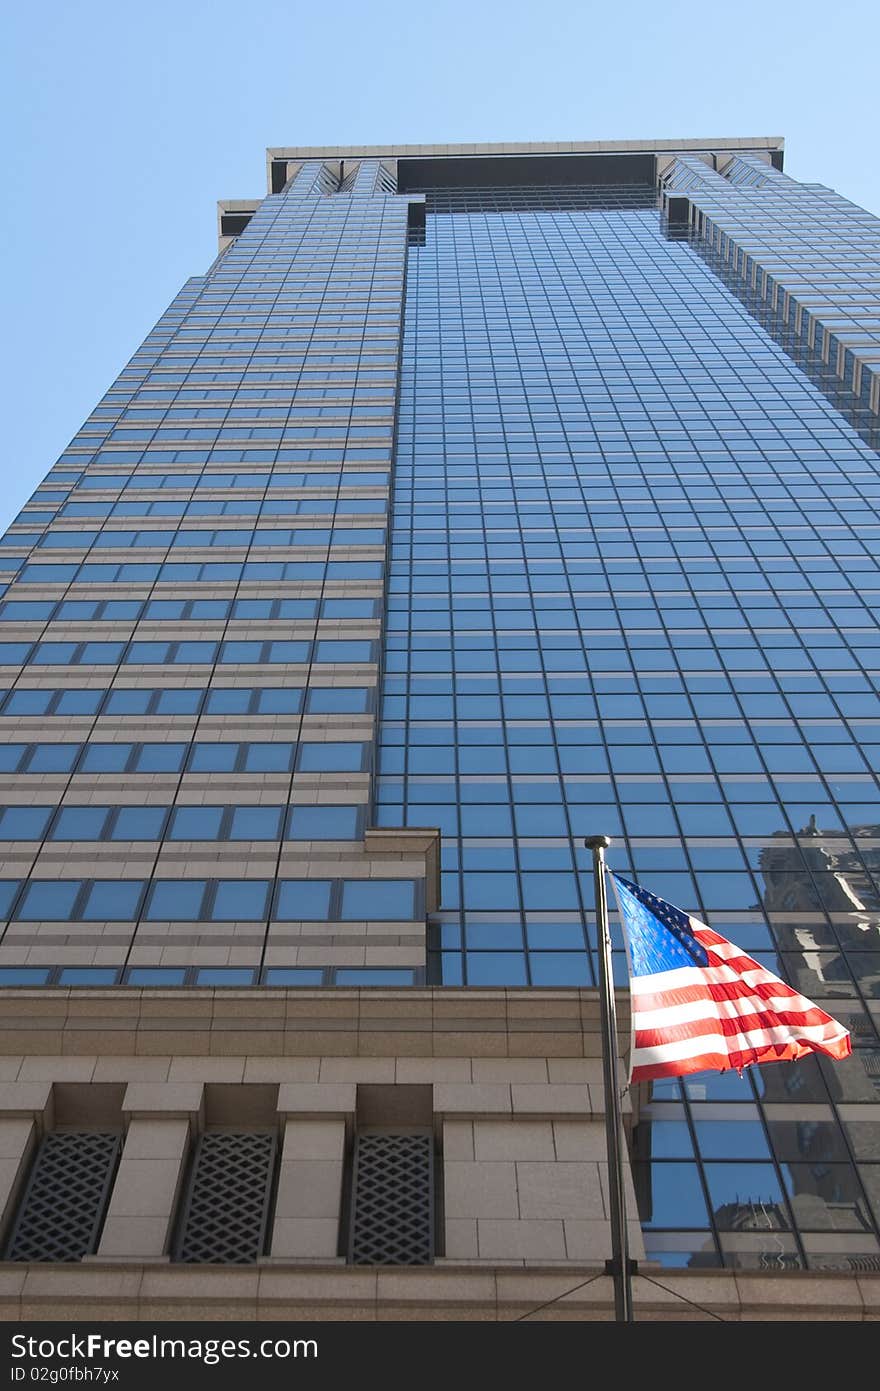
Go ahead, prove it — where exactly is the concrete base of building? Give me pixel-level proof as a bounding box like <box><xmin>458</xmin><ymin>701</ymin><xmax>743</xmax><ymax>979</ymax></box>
<box><xmin>1</xmin><ymin>1262</ymin><xmax>877</xmax><ymax>1321</ymax></box>
<box><xmin>0</xmin><ymin>987</ymin><xmax>877</xmax><ymax>1320</ymax></box>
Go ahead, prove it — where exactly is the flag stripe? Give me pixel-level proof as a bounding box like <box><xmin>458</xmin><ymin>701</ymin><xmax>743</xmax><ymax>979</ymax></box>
<box><xmin>630</xmin><ymin>1025</ymin><xmax>852</xmax><ymax>1061</ymax></box>
<box><xmin>634</xmin><ymin>1015</ymin><xmax>850</xmax><ymax>1051</ymax></box>
<box><xmin>632</xmin><ymin>975</ymin><xmax>807</xmax><ymax>1010</ymax></box>
<box><xmin>633</xmin><ymin>995</ymin><xmax>839</xmax><ymax>1031</ymax></box>
<box><xmin>610</xmin><ymin>872</ymin><xmax>851</xmax><ymax>1083</ymax></box>
<box><xmin>625</xmin><ymin>1031</ymin><xmax>852</xmax><ymax>1082</ymax></box>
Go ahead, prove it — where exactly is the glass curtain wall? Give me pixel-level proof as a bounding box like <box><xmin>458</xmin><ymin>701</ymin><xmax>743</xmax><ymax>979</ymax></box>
<box><xmin>377</xmin><ymin>181</ymin><xmax>880</xmax><ymax>1271</ymax></box>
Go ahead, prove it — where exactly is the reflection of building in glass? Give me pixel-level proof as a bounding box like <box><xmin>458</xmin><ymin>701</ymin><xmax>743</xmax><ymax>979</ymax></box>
<box><xmin>690</xmin><ymin>1206</ymin><xmax>800</xmax><ymax>1271</ymax></box>
<box><xmin>761</xmin><ymin>817</ymin><xmax>880</xmax><ymax>926</ymax></box>
<box><xmin>712</xmin><ymin>1199</ymin><xmax>789</xmax><ymax>1231</ymax></box>
<box><xmin>759</xmin><ymin>818</ymin><xmax>880</xmax><ymax>1025</ymax></box>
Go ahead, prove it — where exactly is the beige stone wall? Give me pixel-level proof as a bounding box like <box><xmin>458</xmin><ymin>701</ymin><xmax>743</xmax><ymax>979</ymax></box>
<box><xmin>0</xmin><ymin>987</ymin><xmax>876</xmax><ymax>1320</ymax></box>
<box><xmin>0</xmin><ymin>1058</ymin><xmax>638</xmax><ymax>1269</ymax></box>
<box><xmin>1</xmin><ymin>1263</ymin><xmax>876</xmax><ymax>1322</ymax></box>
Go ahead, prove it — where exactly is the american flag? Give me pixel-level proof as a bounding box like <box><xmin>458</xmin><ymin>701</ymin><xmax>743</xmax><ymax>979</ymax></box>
<box><xmin>609</xmin><ymin>873</ymin><xmax>852</xmax><ymax>1083</ymax></box>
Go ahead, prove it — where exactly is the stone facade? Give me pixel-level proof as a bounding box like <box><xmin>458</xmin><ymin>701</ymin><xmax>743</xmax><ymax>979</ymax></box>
<box><xmin>0</xmin><ymin>988</ymin><xmax>876</xmax><ymax>1320</ymax></box>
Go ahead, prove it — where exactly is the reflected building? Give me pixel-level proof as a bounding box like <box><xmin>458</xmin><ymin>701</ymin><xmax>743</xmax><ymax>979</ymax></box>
<box><xmin>761</xmin><ymin>815</ymin><xmax>880</xmax><ymax>924</ymax></box>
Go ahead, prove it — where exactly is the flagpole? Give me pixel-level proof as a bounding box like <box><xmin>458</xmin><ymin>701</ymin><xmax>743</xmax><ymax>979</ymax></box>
<box><xmin>584</xmin><ymin>835</ymin><xmax>634</xmax><ymax>1323</ymax></box>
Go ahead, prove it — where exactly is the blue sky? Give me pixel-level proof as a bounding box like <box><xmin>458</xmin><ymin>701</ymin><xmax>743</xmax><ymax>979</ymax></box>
<box><xmin>2</xmin><ymin>0</ymin><xmax>879</xmax><ymax>531</ymax></box>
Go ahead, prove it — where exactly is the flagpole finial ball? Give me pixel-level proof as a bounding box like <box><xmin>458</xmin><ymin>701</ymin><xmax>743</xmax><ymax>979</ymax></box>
<box><xmin>584</xmin><ymin>835</ymin><xmax>612</xmax><ymax>851</ymax></box>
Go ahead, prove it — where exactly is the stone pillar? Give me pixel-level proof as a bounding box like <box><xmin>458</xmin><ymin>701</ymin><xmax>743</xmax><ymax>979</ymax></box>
<box><xmin>437</xmin><ymin>1080</ymin><xmax>646</xmax><ymax>1265</ymax></box>
<box><xmin>269</xmin><ymin>1084</ymin><xmax>353</xmax><ymax>1261</ymax></box>
<box><xmin>97</xmin><ymin>1083</ymin><xmax>203</xmax><ymax>1261</ymax></box>
<box><xmin>0</xmin><ymin>1083</ymin><xmax>52</xmax><ymax>1245</ymax></box>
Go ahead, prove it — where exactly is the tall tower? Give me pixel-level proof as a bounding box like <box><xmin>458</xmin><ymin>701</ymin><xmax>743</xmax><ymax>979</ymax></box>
<box><xmin>0</xmin><ymin>140</ymin><xmax>879</xmax><ymax>1321</ymax></box>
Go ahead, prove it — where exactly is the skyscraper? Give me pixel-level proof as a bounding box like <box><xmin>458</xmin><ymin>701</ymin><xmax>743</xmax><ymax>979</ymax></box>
<box><xmin>0</xmin><ymin>138</ymin><xmax>878</xmax><ymax>1321</ymax></box>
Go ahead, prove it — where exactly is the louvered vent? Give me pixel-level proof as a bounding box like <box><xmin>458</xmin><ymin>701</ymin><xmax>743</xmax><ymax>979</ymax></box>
<box><xmin>5</xmin><ymin>1131</ymin><xmax>121</xmax><ymax>1263</ymax></box>
<box><xmin>174</xmin><ymin>1131</ymin><xmax>277</xmax><ymax>1264</ymax></box>
<box><xmin>811</xmin><ymin>1253</ymin><xmax>880</xmax><ymax>1274</ymax></box>
<box><xmin>348</xmin><ymin>1131</ymin><xmax>434</xmax><ymax>1265</ymax></box>
<box><xmin>862</xmin><ymin>1050</ymin><xmax>880</xmax><ymax>1083</ymax></box>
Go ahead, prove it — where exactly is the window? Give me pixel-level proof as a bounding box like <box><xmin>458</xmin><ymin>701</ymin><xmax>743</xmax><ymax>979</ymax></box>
<box><xmin>0</xmin><ymin>882</ymin><xmax>20</xmax><ymax>917</ymax></box>
<box><xmin>297</xmin><ymin>742</ymin><xmax>364</xmax><ymax>772</ymax></box>
<box><xmin>80</xmin><ymin>881</ymin><xmax>144</xmax><ymax>921</ymax></box>
<box><xmin>0</xmin><ymin>807</ymin><xmax>51</xmax><ymax>839</ymax></box>
<box><xmin>126</xmin><ymin>968</ymin><xmax>187</xmax><ymax>986</ymax></box>
<box><xmin>134</xmin><ymin>744</ymin><xmax>187</xmax><ymax>772</ymax></box>
<box><xmin>339</xmin><ymin>880</ymin><xmax>416</xmax><ymax>921</ymax></box>
<box><xmin>16</xmin><ymin>881</ymin><xmax>82</xmax><ymax>920</ymax></box>
<box><xmin>194</xmin><ymin>968</ymin><xmax>255</xmax><ymax>987</ymax></box>
<box><xmin>79</xmin><ymin>745</ymin><xmax>131</xmax><ymax>773</ymax></box>
<box><xmin>156</xmin><ymin>687</ymin><xmax>202</xmax><ymax>712</ymax></box>
<box><xmin>58</xmin><ymin>968</ymin><xmax>117</xmax><ymax>986</ymax></box>
<box><xmin>0</xmin><ymin>968</ymin><xmax>50</xmax><ymax>985</ymax></box>
<box><xmin>228</xmin><ymin>806</ymin><xmax>283</xmax><ymax>840</ymax></box>
<box><xmin>125</xmin><ymin>642</ymin><xmax>171</xmax><ymax>664</ymax></box>
<box><xmin>0</xmin><ymin>643</ymin><xmax>33</xmax><ymax>665</ymax></box>
<box><xmin>0</xmin><ymin>601</ymin><xmax>54</xmax><ymax>621</ymax></box>
<box><xmin>314</xmin><ymin>640</ymin><xmax>375</xmax><ymax>663</ymax></box>
<box><xmin>4</xmin><ymin>691</ymin><xmax>52</xmax><ymax>715</ymax></box>
<box><xmin>273</xmin><ymin>880</ymin><xmax>333</xmax><ymax>921</ymax></box>
<box><xmin>263</xmin><ymin>968</ymin><xmax>324</xmax><ymax>985</ymax></box>
<box><xmin>168</xmin><ymin>806</ymin><xmax>224</xmax><ymax>840</ymax></box>
<box><xmin>268</xmin><ymin>641</ymin><xmax>310</xmax><ymax>664</ymax></box>
<box><xmin>51</xmin><ymin>807</ymin><xmax>107</xmax><ymax>840</ymax></box>
<box><xmin>103</xmin><ymin>690</ymin><xmax>151</xmax><ymax>715</ymax></box>
<box><xmin>257</xmin><ymin>689</ymin><xmax>302</xmax><ymax>713</ymax></box>
<box><xmin>219</xmin><ymin>641</ymin><xmax>262</xmax><ymax>663</ymax></box>
<box><xmin>211</xmin><ymin>880</ymin><xmax>270</xmax><ymax>921</ymax></box>
<box><xmin>0</xmin><ymin>746</ymin><xmax>25</xmax><ymax>770</ymax></box>
<box><xmin>243</xmin><ymin>742</ymin><xmax>295</xmax><ymax>772</ymax></box>
<box><xmin>205</xmin><ymin>689</ymin><xmax>252</xmax><ymax>714</ymax></box>
<box><xmin>81</xmin><ymin>642</ymin><xmax>124</xmax><ymax>664</ymax></box>
<box><xmin>28</xmin><ymin>744</ymin><xmax>80</xmax><ymax>773</ymax></box>
<box><xmin>56</xmin><ymin>690</ymin><xmax>103</xmax><ymax>715</ymax></box>
<box><xmin>188</xmin><ymin>744</ymin><xmax>238</xmax><ymax>772</ymax></box>
<box><xmin>144</xmin><ymin>880</ymin><xmax>207</xmax><ymax>920</ymax></box>
<box><xmin>307</xmin><ymin>687</ymin><xmax>370</xmax><ymax>714</ymax></box>
<box><xmin>110</xmin><ymin>807</ymin><xmax>168</xmax><ymax>840</ymax></box>
<box><xmin>286</xmin><ymin>805</ymin><xmax>360</xmax><ymax>840</ymax></box>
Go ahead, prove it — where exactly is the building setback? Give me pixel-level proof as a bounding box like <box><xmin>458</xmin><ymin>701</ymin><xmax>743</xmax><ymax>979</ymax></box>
<box><xmin>0</xmin><ymin>139</ymin><xmax>878</xmax><ymax>1319</ymax></box>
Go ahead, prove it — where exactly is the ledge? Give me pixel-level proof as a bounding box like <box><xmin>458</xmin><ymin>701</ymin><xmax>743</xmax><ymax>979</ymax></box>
<box><xmin>0</xmin><ymin>988</ymin><xmax>617</xmax><ymax>1059</ymax></box>
<box><xmin>267</xmin><ymin>136</ymin><xmax>784</xmax><ymax>162</ymax></box>
<box><xmin>1</xmin><ymin>1261</ymin><xmax>873</xmax><ymax>1322</ymax></box>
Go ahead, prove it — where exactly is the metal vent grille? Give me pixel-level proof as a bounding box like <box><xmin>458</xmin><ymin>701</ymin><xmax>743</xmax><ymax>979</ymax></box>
<box><xmin>5</xmin><ymin>1131</ymin><xmax>121</xmax><ymax>1263</ymax></box>
<box><xmin>174</xmin><ymin>1131</ymin><xmax>277</xmax><ymax>1264</ymax></box>
<box><xmin>839</xmin><ymin>1254</ymin><xmax>880</xmax><ymax>1273</ymax></box>
<box><xmin>348</xmin><ymin>1132</ymin><xmax>434</xmax><ymax>1265</ymax></box>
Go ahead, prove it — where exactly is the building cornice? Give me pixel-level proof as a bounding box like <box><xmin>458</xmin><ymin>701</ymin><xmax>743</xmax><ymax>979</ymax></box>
<box><xmin>266</xmin><ymin>136</ymin><xmax>784</xmax><ymax>161</ymax></box>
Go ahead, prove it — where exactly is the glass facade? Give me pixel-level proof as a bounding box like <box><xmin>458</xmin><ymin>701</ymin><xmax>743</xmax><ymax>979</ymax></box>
<box><xmin>0</xmin><ymin>155</ymin><xmax>428</xmax><ymax>990</ymax></box>
<box><xmin>379</xmin><ymin>171</ymin><xmax>880</xmax><ymax>1270</ymax></box>
<box><xmin>1</xmin><ymin>142</ymin><xmax>880</xmax><ymax>1272</ymax></box>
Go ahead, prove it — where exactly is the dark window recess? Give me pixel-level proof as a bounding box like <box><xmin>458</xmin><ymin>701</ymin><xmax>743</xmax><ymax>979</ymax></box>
<box><xmin>173</xmin><ymin>1131</ymin><xmax>277</xmax><ymax>1264</ymax></box>
<box><xmin>347</xmin><ymin>1131</ymin><xmax>434</xmax><ymax>1265</ymax></box>
<box><xmin>4</xmin><ymin>1131</ymin><xmax>121</xmax><ymax>1262</ymax></box>
<box><xmin>270</xmin><ymin>160</ymin><xmax>290</xmax><ymax>194</ymax></box>
<box><xmin>397</xmin><ymin>151</ymin><xmax>655</xmax><ymax>191</ymax></box>
<box><xmin>407</xmin><ymin>201</ymin><xmax>426</xmax><ymax>247</ymax></box>
<box><xmin>220</xmin><ymin>212</ymin><xmax>254</xmax><ymax>237</ymax></box>
<box><xmin>665</xmin><ymin>195</ymin><xmax>690</xmax><ymax>226</ymax></box>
